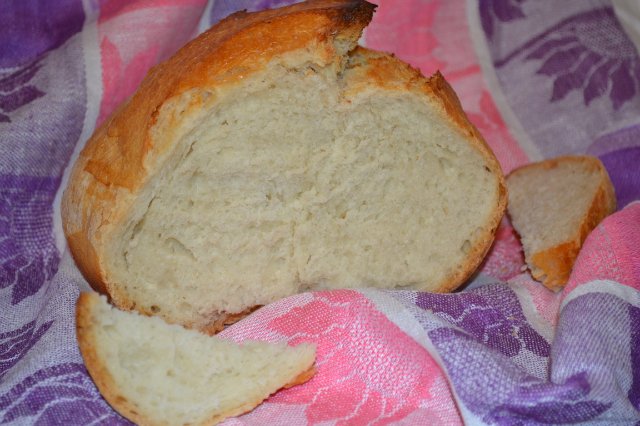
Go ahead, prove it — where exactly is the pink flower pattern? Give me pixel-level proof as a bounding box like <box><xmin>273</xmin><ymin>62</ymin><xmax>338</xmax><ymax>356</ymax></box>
<box><xmin>479</xmin><ymin>218</ymin><xmax>525</xmax><ymax>282</ymax></box>
<box><xmin>263</xmin><ymin>291</ymin><xmax>462</xmax><ymax>425</ymax></box>
<box><xmin>97</xmin><ymin>0</ymin><xmax>206</xmax><ymax>124</ymax></box>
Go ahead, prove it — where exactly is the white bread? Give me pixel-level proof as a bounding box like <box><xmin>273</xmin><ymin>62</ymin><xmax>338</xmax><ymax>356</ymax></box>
<box><xmin>76</xmin><ymin>292</ymin><xmax>316</xmax><ymax>426</ymax></box>
<box><xmin>62</xmin><ymin>0</ymin><xmax>507</xmax><ymax>332</ymax></box>
<box><xmin>507</xmin><ymin>156</ymin><xmax>616</xmax><ymax>290</ymax></box>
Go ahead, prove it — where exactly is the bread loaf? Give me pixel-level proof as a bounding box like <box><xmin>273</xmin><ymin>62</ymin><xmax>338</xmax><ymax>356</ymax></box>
<box><xmin>76</xmin><ymin>292</ymin><xmax>316</xmax><ymax>426</ymax></box>
<box><xmin>506</xmin><ymin>155</ymin><xmax>616</xmax><ymax>290</ymax></box>
<box><xmin>62</xmin><ymin>0</ymin><xmax>507</xmax><ymax>332</ymax></box>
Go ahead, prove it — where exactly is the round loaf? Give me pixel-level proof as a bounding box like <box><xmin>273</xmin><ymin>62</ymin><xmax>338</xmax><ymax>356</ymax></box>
<box><xmin>62</xmin><ymin>0</ymin><xmax>507</xmax><ymax>332</ymax></box>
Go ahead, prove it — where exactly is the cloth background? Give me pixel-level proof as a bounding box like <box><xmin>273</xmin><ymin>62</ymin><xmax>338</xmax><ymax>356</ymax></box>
<box><xmin>1</xmin><ymin>0</ymin><xmax>639</xmax><ymax>424</ymax></box>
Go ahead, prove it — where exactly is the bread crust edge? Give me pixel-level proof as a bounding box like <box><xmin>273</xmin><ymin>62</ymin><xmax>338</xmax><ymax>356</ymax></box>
<box><xmin>76</xmin><ymin>293</ymin><xmax>156</xmax><ymax>425</ymax></box>
<box><xmin>422</xmin><ymin>70</ymin><xmax>507</xmax><ymax>293</ymax></box>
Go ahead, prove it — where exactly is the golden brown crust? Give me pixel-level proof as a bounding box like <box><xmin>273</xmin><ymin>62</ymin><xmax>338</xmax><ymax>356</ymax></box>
<box><xmin>507</xmin><ymin>155</ymin><xmax>616</xmax><ymax>290</ymax></box>
<box><xmin>284</xmin><ymin>366</ymin><xmax>317</xmax><ymax>388</ymax></box>
<box><xmin>424</xmin><ymin>70</ymin><xmax>507</xmax><ymax>293</ymax></box>
<box><xmin>530</xmin><ymin>242</ymin><xmax>580</xmax><ymax>290</ymax></box>
<box><xmin>63</xmin><ymin>0</ymin><xmax>376</xmax><ymax>321</ymax></box>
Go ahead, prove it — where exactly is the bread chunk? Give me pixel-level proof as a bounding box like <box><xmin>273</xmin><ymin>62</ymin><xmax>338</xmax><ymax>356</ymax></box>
<box><xmin>76</xmin><ymin>292</ymin><xmax>316</xmax><ymax>426</ymax></box>
<box><xmin>507</xmin><ymin>156</ymin><xmax>616</xmax><ymax>290</ymax></box>
<box><xmin>63</xmin><ymin>0</ymin><xmax>506</xmax><ymax>332</ymax></box>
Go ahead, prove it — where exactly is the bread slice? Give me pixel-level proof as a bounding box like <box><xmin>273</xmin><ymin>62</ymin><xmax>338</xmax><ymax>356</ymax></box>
<box><xmin>62</xmin><ymin>0</ymin><xmax>506</xmax><ymax>332</ymax></box>
<box><xmin>506</xmin><ymin>156</ymin><xmax>616</xmax><ymax>290</ymax></box>
<box><xmin>76</xmin><ymin>292</ymin><xmax>316</xmax><ymax>426</ymax></box>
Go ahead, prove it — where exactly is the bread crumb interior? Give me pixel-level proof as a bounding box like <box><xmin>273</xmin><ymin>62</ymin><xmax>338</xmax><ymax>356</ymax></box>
<box><xmin>110</xmin><ymin>56</ymin><xmax>498</xmax><ymax>328</ymax></box>
<box><xmin>89</xmin><ymin>295</ymin><xmax>314</xmax><ymax>425</ymax></box>
<box><xmin>508</xmin><ymin>161</ymin><xmax>600</xmax><ymax>255</ymax></box>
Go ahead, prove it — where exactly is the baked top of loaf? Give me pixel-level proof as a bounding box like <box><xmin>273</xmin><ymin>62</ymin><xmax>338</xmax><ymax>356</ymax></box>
<box><xmin>62</xmin><ymin>0</ymin><xmax>506</xmax><ymax>332</ymax></box>
<box><xmin>507</xmin><ymin>155</ymin><xmax>616</xmax><ymax>290</ymax></box>
<box><xmin>76</xmin><ymin>292</ymin><xmax>316</xmax><ymax>426</ymax></box>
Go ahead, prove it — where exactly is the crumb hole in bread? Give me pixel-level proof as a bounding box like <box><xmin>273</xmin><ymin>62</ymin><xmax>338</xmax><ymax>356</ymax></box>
<box><xmin>164</xmin><ymin>237</ymin><xmax>196</xmax><ymax>260</ymax></box>
<box><xmin>184</xmin><ymin>143</ymin><xmax>195</xmax><ymax>159</ymax></box>
<box><xmin>123</xmin><ymin>250</ymin><xmax>131</xmax><ymax>269</ymax></box>
<box><xmin>438</xmin><ymin>157</ymin><xmax>453</xmax><ymax>175</ymax></box>
<box><xmin>179</xmin><ymin>302</ymin><xmax>193</xmax><ymax>312</ymax></box>
<box><xmin>299</xmin><ymin>282</ymin><xmax>314</xmax><ymax>292</ymax></box>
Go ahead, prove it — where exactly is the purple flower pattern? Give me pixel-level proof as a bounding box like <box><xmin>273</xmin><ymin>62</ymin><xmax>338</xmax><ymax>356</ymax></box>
<box><xmin>0</xmin><ymin>60</ymin><xmax>45</xmax><ymax>123</ymax></box>
<box><xmin>0</xmin><ymin>363</ymin><xmax>129</xmax><ymax>425</ymax></box>
<box><xmin>0</xmin><ymin>0</ymin><xmax>97</xmax><ymax>424</ymax></box>
<box><xmin>411</xmin><ymin>286</ymin><xmax>633</xmax><ymax>424</ymax></box>
<box><xmin>0</xmin><ymin>176</ymin><xmax>60</xmax><ymax>305</ymax></box>
<box><xmin>497</xmin><ymin>7</ymin><xmax>640</xmax><ymax>110</ymax></box>
<box><xmin>628</xmin><ymin>305</ymin><xmax>640</xmax><ymax>410</ymax></box>
<box><xmin>256</xmin><ymin>0</ymin><xmax>301</xmax><ymax>9</ymax></box>
<box><xmin>485</xmin><ymin>372</ymin><xmax>611</xmax><ymax>424</ymax></box>
<box><xmin>0</xmin><ymin>0</ymin><xmax>84</xmax><ymax>122</ymax></box>
<box><xmin>587</xmin><ymin>125</ymin><xmax>640</xmax><ymax>209</ymax></box>
<box><xmin>600</xmin><ymin>146</ymin><xmax>640</xmax><ymax>209</ymax></box>
<box><xmin>208</xmin><ymin>0</ymin><xmax>300</xmax><ymax>26</ymax></box>
<box><xmin>479</xmin><ymin>0</ymin><xmax>528</xmax><ymax>39</ymax></box>
<box><xmin>0</xmin><ymin>320</ymin><xmax>53</xmax><ymax>379</ymax></box>
<box><xmin>417</xmin><ymin>284</ymin><xmax>550</xmax><ymax>358</ymax></box>
<box><xmin>427</xmin><ymin>326</ymin><xmax>613</xmax><ymax>424</ymax></box>
<box><xmin>0</xmin><ymin>0</ymin><xmax>84</xmax><ymax>68</ymax></box>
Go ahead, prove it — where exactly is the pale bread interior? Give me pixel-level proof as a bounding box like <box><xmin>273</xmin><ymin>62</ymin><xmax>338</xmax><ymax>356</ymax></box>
<box><xmin>107</xmin><ymin>51</ymin><xmax>500</xmax><ymax>329</ymax></box>
<box><xmin>507</xmin><ymin>159</ymin><xmax>603</xmax><ymax>257</ymax></box>
<box><xmin>79</xmin><ymin>293</ymin><xmax>315</xmax><ymax>426</ymax></box>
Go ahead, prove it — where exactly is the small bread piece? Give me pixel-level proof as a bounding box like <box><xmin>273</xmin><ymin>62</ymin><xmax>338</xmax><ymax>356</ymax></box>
<box><xmin>62</xmin><ymin>0</ymin><xmax>506</xmax><ymax>332</ymax></box>
<box><xmin>507</xmin><ymin>156</ymin><xmax>616</xmax><ymax>290</ymax></box>
<box><xmin>76</xmin><ymin>292</ymin><xmax>316</xmax><ymax>426</ymax></box>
